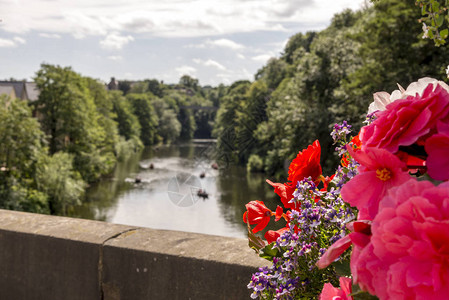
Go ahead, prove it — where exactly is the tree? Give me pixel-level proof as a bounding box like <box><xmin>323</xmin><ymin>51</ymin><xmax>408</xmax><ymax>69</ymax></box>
<box><xmin>179</xmin><ymin>75</ymin><xmax>199</xmax><ymax>91</ymax></box>
<box><xmin>152</xmin><ymin>98</ymin><xmax>181</xmax><ymax>143</ymax></box>
<box><xmin>35</xmin><ymin>152</ymin><xmax>85</xmax><ymax>215</ymax></box>
<box><xmin>34</xmin><ymin>64</ymin><xmax>112</xmax><ymax>182</ymax></box>
<box><xmin>147</xmin><ymin>79</ymin><xmax>164</xmax><ymax>97</ymax></box>
<box><xmin>85</xmin><ymin>77</ymin><xmax>120</xmax><ymax>166</ymax></box>
<box><xmin>127</xmin><ymin>93</ymin><xmax>159</xmax><ymax>145</ymax></box>
<box><xmin>0</xmin><ymin>95</ymin><xmax>50</xmax><ymax>213</ymax></box>
<box><xmin>109</xmin><ymin>91</ymin><xmax>141</xmax><ymax>140</ymax></box>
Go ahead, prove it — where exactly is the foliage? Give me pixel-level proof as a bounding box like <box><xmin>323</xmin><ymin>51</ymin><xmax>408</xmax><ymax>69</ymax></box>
<box><xmin>372</xmin><ymin>0</ymin><xmax>449</xmax><ymax>46</ymax></box>
<box><xmin>0</xmin><ymin>95</ymin><xmax>85</xmax><ymax>215</ymax></box>
<box><xmin>152</xmin><ymin>97</ymin><xmax>181</xmax><ymax>143</ymax></box>
<box><xmin>35</xmin><ymin>152</ymin><xmax>85</xmax><ymax>214</ymax></box>
<box><xmin>126</xmin><ymin>93</ymin><xmax>159</xmax><ymax>145</ymax></box>
<box><xmin>0</xmin><ymin>95</ymin><xmax>50</xmax><ymax>213</ymax></box>
<box><xmin>214</xmin><ymin>0</ymin><xmax>449</xmax><ymax>178</ymax></box>
<box><xmin>109</xmin><ymin>90</ymin><xmax>142</xmax><ymax>140</ymax></box>
<box><xmin>34</xmin><ymin>64</ymin><xmax>114</xmax><ymax>182</ymax></box>
<box><xmin>247</xmin><ymin>154</ymin><xmax>264</xmax><ymax>172</ymax></box>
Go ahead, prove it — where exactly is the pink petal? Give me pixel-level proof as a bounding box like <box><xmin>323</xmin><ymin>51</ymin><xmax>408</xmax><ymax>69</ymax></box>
<box><xmin>316</xmin><ymin>235</ymin><xmax>352</xmax><ymax>269</ymax></box>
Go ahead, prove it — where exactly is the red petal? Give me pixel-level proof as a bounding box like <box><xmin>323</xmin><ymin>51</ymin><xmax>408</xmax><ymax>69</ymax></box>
<box><xmin>275</xmin><ymin>206</ymin><xmax>283</xmax><ymax>221</ymax></box>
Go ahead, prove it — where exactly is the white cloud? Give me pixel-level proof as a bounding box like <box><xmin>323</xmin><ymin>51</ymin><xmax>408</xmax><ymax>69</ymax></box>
<box><xmin>13</xmin><ymin>37</ymin><xmax>26</xmax><ymax>44</ymax></box>
<box><xmin>0</xmin><ymin>36</ymin><xmax>26</xmax><ymax>47</ymax></box>
<box><xmin>237</xmin><ymin>53</ymin><xmax>245</xmax><ymax>59</ymax></box>
<box><xmin>0</xmin><ymin>38</ymin><xmax>16</xmax><ymax>48</ymax></box>
<box><xmin>252</xmin><ymin>54</ymin><xmax>273</xmax><ymax>63</ymax></box>
<box><xmin>208</xmin><ymin>39</ymin><xmax>245</xmax><ymax>50</ymax></box>
<box><xmin>193</xmin><ymin>58</ymin><xmax>226</xmax><ymax>71</ymax></box>
<box><xmin>39</xmin><ymin>33</ymin><xmax>62</xmax><ymax>39</ymax></box>
<box><xmin>0</xmin><ymin>0</ymin><xmax>367</xmax><ymax>38</ymax></box>
<box><xmin>100</xmin><ymin>32</ymin><xmax>134</xmax><ymax>50</ymax></box>
<box><xmin>186</xmin><ymin>38</ymin><xmax>245</xmax><ymax>50</ymax></box>
<box><xmin>107</xmin><ymin>55</ymin><xmax>123</xmax><ymax>61</ymax></box>
<box><xmin>175</xmin><ymin>65</ymin><xmax>197</xmax><ymax>76</ymax></box>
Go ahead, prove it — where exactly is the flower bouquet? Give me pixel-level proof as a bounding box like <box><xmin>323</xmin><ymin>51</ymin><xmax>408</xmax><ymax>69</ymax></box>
<box><xmin>244</xmin><ymin>78</ymin><xmax>449</xmax><ymax>299</ymax></box>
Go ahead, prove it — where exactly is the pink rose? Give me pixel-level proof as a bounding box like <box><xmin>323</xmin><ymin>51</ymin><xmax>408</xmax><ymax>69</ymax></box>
<box><xmin>351</xmin><ymin>179</ymin><xmax>449</xmax><ymax>299</ymax></box>
<box><xmin>361</xmin><ymin>82</ymin><xmax>449</xmax><ymax>153</ymax></box>
<box><xmin>319</xmin><ymin>277</ymin><xmax>353</xmax><ymax>300</ymax></box>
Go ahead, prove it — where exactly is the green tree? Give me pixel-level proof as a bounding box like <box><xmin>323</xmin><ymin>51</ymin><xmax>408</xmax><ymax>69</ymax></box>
<box><xmin>147</xmin><ymin>79</ymin><xmax>164</xmax><ymax>97</ymax></box>
<box><xmin>34</xmin><ymin>64</ymin><xmax>112</xmax><ymax>182</ymax></box>
<box><xmin>152</xmin><ymin>98</ymin><xmax>181</xmax><ymax>143</ymax></box>
<box><xmin>35</xmin><ymin>152</ymin><xmax>85</xmax><ymax>215</ymax></box>
<box><xmin>213</xmin><ymin>81</ymin><xmax>251</xmax><ymax>164</ymax></box>
<box><xmin>0</xmin><ymin>95</ymin><xmax>50</xmax><ymax>213</ymax></box>
<box><xmin>127</xmin><ymin>93</ymin><xmax>159</xmax><ymax>145</ymax></box>
<box><xmin>85</xmin><ymin>77</ymin><xmax>120</xmax><ymax>165</ymax></box>
<box><xmin>179</xmin><ymin>75</ymin><xmax>199</xmax><ymax>91</ymax></box>
<box><xmin>109</xmin><ymin>91</ymin><xmax>141</xmax><ymax>140</ymax></box>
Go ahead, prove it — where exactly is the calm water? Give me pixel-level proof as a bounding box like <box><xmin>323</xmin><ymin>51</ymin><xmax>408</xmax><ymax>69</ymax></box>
<box><xmin>70</xmin><ymin>141</ymin><xmax>282</xmax><ymax>238</ymax></box>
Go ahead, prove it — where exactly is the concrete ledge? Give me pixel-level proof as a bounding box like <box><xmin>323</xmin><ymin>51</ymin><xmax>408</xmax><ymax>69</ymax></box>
<box><xmin>0</xmin><ymin>210</ymin><xmax>267</xmax><ymax>300</ymax></box>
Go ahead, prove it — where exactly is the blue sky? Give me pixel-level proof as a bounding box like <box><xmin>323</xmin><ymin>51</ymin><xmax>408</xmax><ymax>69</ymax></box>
<box><xmin>0</xmin><ymin>0</ymin><xmax>366</xmax><ymax>86</ymax></box>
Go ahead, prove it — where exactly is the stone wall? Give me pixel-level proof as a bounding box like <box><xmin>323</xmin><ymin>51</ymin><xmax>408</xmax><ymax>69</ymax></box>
<box><xmin>0</xmin><ymin>210</ymin><xmax>268</xmax><ymax>300</ymax></box>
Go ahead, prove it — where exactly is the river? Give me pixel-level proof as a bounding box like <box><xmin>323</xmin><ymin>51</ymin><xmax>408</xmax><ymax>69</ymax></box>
<box><xmin>69</xmin><ymin>141</ymin><xmax>282</xmax><ymax>238</ymax></box>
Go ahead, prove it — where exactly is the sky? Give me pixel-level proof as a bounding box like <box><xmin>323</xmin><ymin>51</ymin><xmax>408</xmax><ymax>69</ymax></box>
<box><xmin>0</xmin><ymin>0</ymin><xmax>366</xmax><ymax>86</ymax></box>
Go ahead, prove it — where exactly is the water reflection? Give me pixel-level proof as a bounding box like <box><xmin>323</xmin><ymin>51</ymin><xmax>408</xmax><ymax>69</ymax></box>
<box><xmin>70</xmin><ymin>142</ymin><xmax>284</xmax><ymax>238</ymax></box>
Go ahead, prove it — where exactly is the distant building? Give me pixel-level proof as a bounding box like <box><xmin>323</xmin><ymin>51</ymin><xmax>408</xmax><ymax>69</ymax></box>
<box><xmin>24</xmin><ymin>82</ymin><xmax>39</xmax><ymax>102</ymax></box>
<box><xmin>0</xmin><ymin>81</ymin><xmax>39</xmax><ymax>102</ymax></box>
<box><xmin>107</xmin><ymin>77</ymin><xmax>119</xmax><ymax>90</ymax></box>
<box><xmin>0</xmin><ymin>85</ymin><xmax>16</xmax><ymax>99</ymax></box>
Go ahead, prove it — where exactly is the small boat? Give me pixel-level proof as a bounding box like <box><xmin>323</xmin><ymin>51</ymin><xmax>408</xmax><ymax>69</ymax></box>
<box><xmin>135</xmin><ymin>176</ymin><xmax>142</xmax><ymax>183</ymax></box>
<box><xmin>197</xmin><ymin>189</ymin><xmax>208</xmax><ymax>199</ymax></box>
<box><xmin>149</xmin><ymin>163</ymin><xmax>154</xmax><ymax>169</ymax></box>
<box><xmin>199</xmin><ymin>172</ymin><xmax>205</xmax><ymax>178</ymax></box>
<box><xmin>211</xmin><ymin>163</ymin><xmax>218</xmax><ymax>170</ymax></box>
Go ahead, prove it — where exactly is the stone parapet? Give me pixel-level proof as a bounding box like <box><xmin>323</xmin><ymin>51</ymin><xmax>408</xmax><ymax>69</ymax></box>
<box><xmin>0</xmin><ymin>209</ymin><xmax>267</xmax><ymax>300</ymax></box>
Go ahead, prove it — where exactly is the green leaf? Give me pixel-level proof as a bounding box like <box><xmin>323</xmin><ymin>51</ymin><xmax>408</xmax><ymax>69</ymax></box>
<box><xmin>351</xmin><ymin>284</ymin><xmax>379</xmax><ymax>299</ymax></box>
<box><xmin>259</xmin><ymin>243</ymin><xmax>281</xmax><ymax>260</ymax></box>
<box><xmin>437</xmin><ymin>14</ymin><xmax>444</xmax><ymax>27</ymax></box>
<box><xmin>440</xmin><ymin>29</ymin><xmax>449</xmax><ymax>39</ymax></box>
<box><xmin>331</xmin><ymin>259</ymin><xmax>352</xmax><ymax>277</ymax></box>
<box><xmin>246</xmin><ymin>215</ymin><xmax>266</xmax><ymax>253</ymax></box>
<box><xmin>432</xmin><ymin>0</ymin><xmax>440</xmax><ymax>12</ymax></box>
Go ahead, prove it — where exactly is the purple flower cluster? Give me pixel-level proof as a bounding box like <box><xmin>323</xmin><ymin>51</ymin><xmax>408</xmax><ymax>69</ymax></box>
<box><xmin>247</xmin><ymin>121</ymin><xmax>359</xmax><ymax>299</ymax></box>
<box><xmin>331</xmin><ymin>121</ymin><xmax>352</xmax><ymax>143</ymax></box>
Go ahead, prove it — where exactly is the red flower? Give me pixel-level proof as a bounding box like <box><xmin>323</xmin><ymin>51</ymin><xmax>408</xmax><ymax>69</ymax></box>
<box><xmin>274</xmin><ymin>206</ymin><xmax>283</xmax><ymax>221</ymax></box>
<box><xmin>264</xmin><ymin>226</ymin><xmax>289</xmax><ymax>244</ymax></box>
<box><xmin>288</xmin><ymin>140</ymin><xmax>322</xmax><ymax>184</ymax></box>
<box><xmin>266</xmin><ymin>180</ymin><xmax>299</xmax><ymax>210</ymax></box>
<box><xmin>243</xmin><ymin>200</ymin><xmax>273</xmax><ymax>233</ymax></box>
<box><xmin>342</xmin><ymin>134</ymin><xmax>361</xmax><ymax>167</ymax></box>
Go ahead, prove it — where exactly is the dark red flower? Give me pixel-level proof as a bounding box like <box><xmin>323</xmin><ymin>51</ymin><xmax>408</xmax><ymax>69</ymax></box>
<box><xmin>288</xmin><ymin>140</ymin><xmax>322</xmax><ymax>184</ymax></box>
<box><xmin>243</xmin><ymin>200</ymin><xmax>273</xmax><ymax>233</ymax></box>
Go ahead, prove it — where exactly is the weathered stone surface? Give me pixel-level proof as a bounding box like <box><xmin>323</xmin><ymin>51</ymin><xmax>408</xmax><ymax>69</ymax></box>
<box><xmin>0</xmin><ymin>209</ymin><xmax>269</xmax><ymax>300</ymax></box>
<box><xmin>102</xmin><ymin>228</ymin><xmax>268</xmax><ymax>300</ymax></box>
<box><xmin>0</xmin><ymin>210</ymin><xmax>135</xmax><ymax>300</ymax></box>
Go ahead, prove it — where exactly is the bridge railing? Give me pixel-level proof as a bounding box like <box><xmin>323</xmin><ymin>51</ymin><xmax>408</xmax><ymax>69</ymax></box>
<box><xmin>0</xmin><ymin>209</ymin><xmax>267</xmax><ymax>300</ymax></box>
